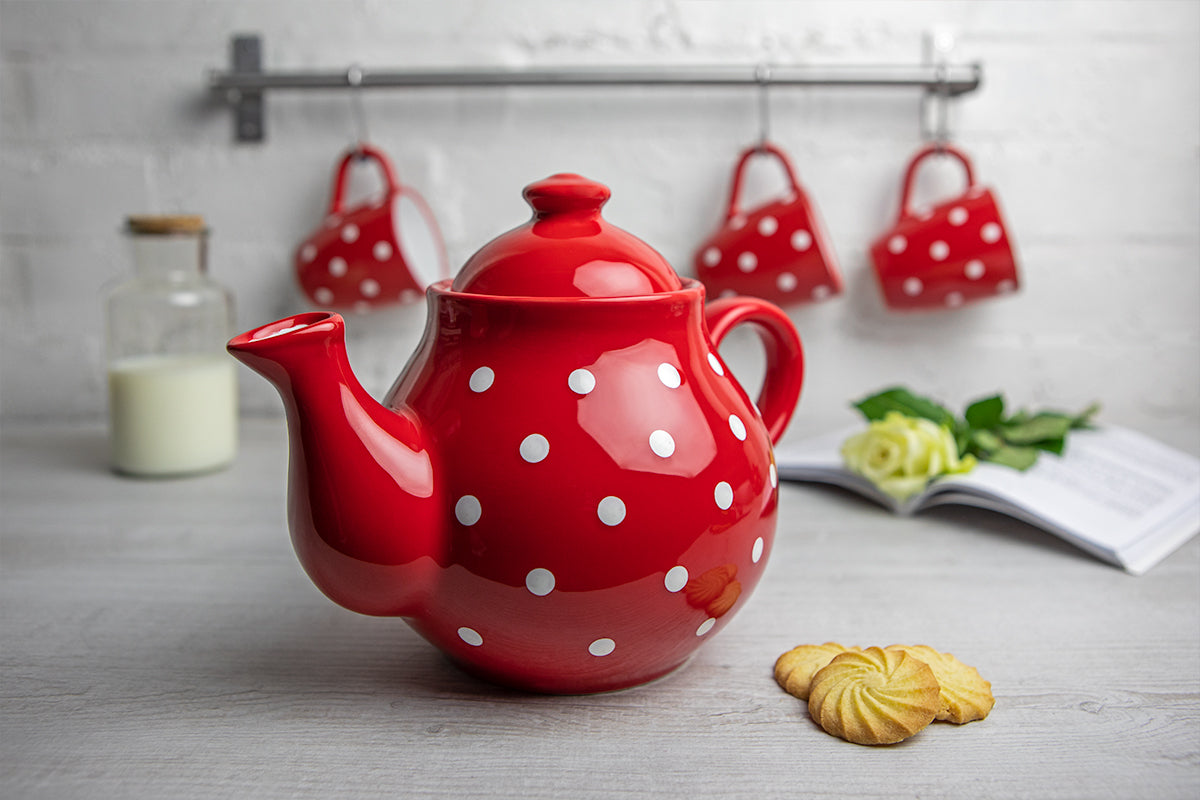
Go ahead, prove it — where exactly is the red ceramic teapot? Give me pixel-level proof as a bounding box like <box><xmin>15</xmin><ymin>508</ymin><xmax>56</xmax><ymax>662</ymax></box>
<box><xmin>228</xmin><ymin>174</ymin><xmax>804</xmax><ymax>693</ymax></box>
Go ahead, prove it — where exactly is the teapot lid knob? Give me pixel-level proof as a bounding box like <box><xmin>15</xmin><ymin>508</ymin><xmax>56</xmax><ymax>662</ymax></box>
<box><xmin>523</xmin><ymin>173</ymin><xmax>611</xmax><ymax>217</ymax></box>
<box><xmin>450</xmin><ymin>172</ymin><xmax>683</xmax><ymax>298</ymax></box>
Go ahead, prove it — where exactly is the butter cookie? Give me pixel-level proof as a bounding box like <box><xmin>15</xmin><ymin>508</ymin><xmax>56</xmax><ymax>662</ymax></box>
<box><xmin>885</xmin><ymin>644</ymin><xmax>994</xmax><ymax>724</ymax></box>
<box><xmin>807</xmin><ymin>646</ymin><xmax>941</xmax><ymax>745</ymax></box>
<box><xmin>773</xmin><ymin>642</ymin><xmax>859</xmax><ymax>700</ymax></box>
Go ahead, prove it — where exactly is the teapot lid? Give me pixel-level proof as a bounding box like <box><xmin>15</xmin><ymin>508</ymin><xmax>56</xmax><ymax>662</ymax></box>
<box><xmin>450</xmin><ymin>173</ymin><xmax>684</xmax><ymax>298</ymax></box>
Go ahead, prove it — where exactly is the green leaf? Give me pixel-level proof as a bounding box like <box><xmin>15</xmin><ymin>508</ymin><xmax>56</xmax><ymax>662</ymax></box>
<box><xmin>964</xmin><ymin>394</ymin><xmax>1005</xmax><ymax>429</ymax></box>
<box><xmin>1071</xmin><ymin>402</ymin><xmax>1102</xmax><ymax>429</ymax></box>
<box><xmin>969</xmin><ymin>428</ymin><xmax>1004</xmax><ymax>453</ymax></box>
<box><xmin>1002</xmin><ymin>413</ymin><xmax>1073</xmax><ymax>445</ymax></box>
<box><xmin>852</xmin><ymin>387</ymin><xmax>956</xmax><ymax>428</ymax></box>
<box><xmin>985</xmin><ymin>445</ymin><xmax>1041</xmax><ymax>471</ymax></box>
<box><xmin>1035</xmin><ymin>437</ymin><xmax>1066</xmax><ymax>455</ymax></box>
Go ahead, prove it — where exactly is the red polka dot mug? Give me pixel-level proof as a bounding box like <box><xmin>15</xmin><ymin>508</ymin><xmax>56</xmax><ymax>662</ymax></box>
<box><xmin>295</xmin><ymin>143</ymin><xmax>449</xmax><ymax>310</ymax></box>
<box><xmin>869</xmin><ymin>143</ymin><xmax>1020</xmax><ymax>310</ymax></box>
<box><xmin>229</xmin><ymin>174</ymin><xmax>805</xmax><ymax>693</ymax></box>
<box><xmin>693</xmin><ymin>142</ymin><xmax>842</xmax><ymax>306</ymax></box>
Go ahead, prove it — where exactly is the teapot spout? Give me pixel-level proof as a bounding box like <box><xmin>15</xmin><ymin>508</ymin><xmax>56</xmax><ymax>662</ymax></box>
<box><xmin>228</xmin><ymin>313</ymin><xmax>442</xmax><ymax>617</ymax></box>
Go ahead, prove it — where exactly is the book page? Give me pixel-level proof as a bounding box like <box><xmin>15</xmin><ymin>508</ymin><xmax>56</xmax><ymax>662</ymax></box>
<box><xmin>775</xmin><ymin>425</ymin><xmax>1200</xmax><ymax>573</ymax></box>
<box><xmin>936</xmin><ymin>428</ymin><xmax>1199</xmax><ymax>553</ymax></box>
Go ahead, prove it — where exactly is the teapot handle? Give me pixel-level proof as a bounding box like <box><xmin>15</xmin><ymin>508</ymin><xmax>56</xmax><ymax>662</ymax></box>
<box><xmin>897</xmin><ymin>143</ymin><xmax>976</xmax><ymax>221</ymax></box>
<box><xmin>724</xmin><ymin>142</ymin><xmax>804</xmax><ymax>222</ymax></box>
<box><xmin>328</xmin><ymin>143</ymin><xmax>400</xmax><ymax>216</ymax></box>
<box><xmin>705</xmin><ymin>296</ymin><xmax>804</xmax><ymax>444</ymax></box>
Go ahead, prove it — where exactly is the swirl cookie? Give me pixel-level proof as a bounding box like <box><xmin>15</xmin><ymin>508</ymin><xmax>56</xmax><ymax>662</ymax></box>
<box><xmin>807</xmin><ymin>646</ymin><xmax>941</xmax><ymax>745</ymax></box>
<box><xmin>774</xmin><ymin>642</ymin><xmax>860</xmax><ymax>700</ymax></box>
<box><xmin>886</xmin><ymin>644</ymin><xmax>994</xmax><ymax>724</ymax></box>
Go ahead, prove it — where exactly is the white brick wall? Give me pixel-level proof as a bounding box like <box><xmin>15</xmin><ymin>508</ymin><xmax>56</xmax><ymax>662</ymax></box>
<box><xmin>2</xmin><ymin>0</ymin><xmax>1198</xmax><ymax>444</ymax></box>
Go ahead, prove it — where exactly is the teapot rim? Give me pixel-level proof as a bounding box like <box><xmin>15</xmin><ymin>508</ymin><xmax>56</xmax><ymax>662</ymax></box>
<box><xmin>428</xmin><ymin>277</ymin><xmax>707</xmax><ymax>307</ymax></box>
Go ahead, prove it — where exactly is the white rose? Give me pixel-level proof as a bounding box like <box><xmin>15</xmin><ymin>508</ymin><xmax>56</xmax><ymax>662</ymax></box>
<box><xmin>841</xmin><ymin>411</ymin><xmax>975</xmax><ymax>500</ymax></box>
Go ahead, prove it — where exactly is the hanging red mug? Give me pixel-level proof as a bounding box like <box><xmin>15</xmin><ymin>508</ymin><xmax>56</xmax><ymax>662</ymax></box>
<box><xmin>694</xmin><ymin>143</ymin><xmax>842</xmax><ymax>306</ymax></box>
<box><xmin>295</xmin><ymin>144</ymin><xmax>449</xmax><ymax>310</ymax></box>
<box><xmin>869</xmin><ymin>143</ymin><xmax>1019</xmax><ymax>310</ymax></box>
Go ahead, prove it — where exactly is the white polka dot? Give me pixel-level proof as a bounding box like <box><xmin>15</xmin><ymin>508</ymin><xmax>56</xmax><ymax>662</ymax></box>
<box><xmin>525</xmin><ymin>568</ymin><xmax>555</xmax><ymax>596</ymax></box>
<box><xmin>657</xmin><ymin>363</ymin><xmax>681</xmax><ymax>388</ymax></box>
<box><xmin>730</xmin><ymin>215</ymin><xmax>747</xmax><ymax>230</ymax></box>
<box><xmin>769</xmin><ymin>463</ymin><xmax>778</xmax><ymax>488</ymax></box>
<box><xmin>757</xmin><ymin>216</ymin><xmax>779</xmax><ymax>236</ymax></box>
<box><xmin>598</xmin><ymin>496</ymin><xmax>626</xmax><ymax>526</ymax></box>
<box><xmin>328</xmin><ymin>257</ymin><xmax>348</xmax><ymax>277</ymax></box>
<box><xmin>946</xmin><ymin>291</ymin><xmax>965</xmax><ymax>307</ymax></box>
<box><xmin>903</xmin><ymin>277</ymin><xmax>924</xmax><ymax>296</ymax></box>
<box><xmin>300</xmin><ymin>244</ymin><xmax>317</xmax><ymax>262</ymax></box>
<box><xmin>373</xmin><ymin>240</ymin><xmax>393</xmax><ymax>261</ymax></box>
<box><xmin>649</xmin><ymin>429</ymin><xmax>676</xmax><ymax>458</ymax></box>
<box><xmin>776</xmin><ymin>272</ymin><xmax>798</xmax><ymax>292</ymax></box>
<box><xmin>520</xmin><ymin>433</ymin><xmax>550</xmax><ymax>463</ymax></box>
<box><xmin>314</xmin><ymin>287</ymin><xmax>334</xmax><ymax>305</ymax></box>
<box><xmin>696</xmin><ymin>618</ymin><xmax>716</xmax><ymax>636</ymax></box>
<box><xmin>887</xmin><ymin>235</ymin><xmax>907</xmax><ymax>254</ymax></box>
<box><xmin>965</xmin><ymin>259</ymin><xmax>986</xmax><ymax>280</ymax></box>
<box><xmin>353</xmin><ymin>301</ymin><xmax>370</xmax><ymax>314</ymax></box>
<box><xmin>714</xmin><ymin>481</ymin><xmax>733</xmax><ymax>510</ymax></box>
<box><xmin>737</xmin><ymin>252</ymin><xmax>758</xmax><ymax>273</ymax></box>
<box><xmin>455</xmin><ymin>495</ymin><xmax>481</xmax><ymax>526</ymax></box>
<box><xmin>707</xmin><ymin>352</ymin><xmax>724</xmax><ymax>376</ymax></box>
<box><xmin>948</xmin><ymin>206</ymin><xmax>969</xmax><ymax>226</ymax></box>
<box><xmin>930</xmin><ymin>240</ymin><xmax>950</xmax><ymax>261</ymax></box>
<box><xmin>458</xmin><ymin>627</ymin><xmax>483</xmax><ymax>646</ymax></box>
<box><xmin>360</xmin><ymin>278</ymin><xmax>381</xmax><ymax>298</ymax></box>
<box><xmin>341</xmin><ymin>223</ymin><xmax>360</xmax><ymax>243</ymax></box>
<box><xmin>998</xmin><ymin>279</ymin><xmax>1017</xmax><ymax>293</ymax></box>
<box><xmin>981</xmin><ymin>222</ymin><xmax>1002</xmax><ymax>243</ymax></box>
<box><xmin>791</xmin><ymin>230</ymin><xmax>813</xmax><ymax>251</ymax></box>
<box><xmin>729</xmin><ymin>414</ymin><xmax>747</xmax><ymax>441</ymax></box>
<box><xmin>588</xmin><ymin>638</ymin><xmax>616</xmax><ymax>657</ymax></box>
<box><xmin>812</xmin><ymin>285</ymin><xmax>831</xmax><ymax>301</ymax></box>
<box><xmin>701</xmin><ymin>247</ymin><xmax>721</xmax><ymax>267</ymax></box>
<box><xmin>469</xmin><ymin>366</ymin><xmax>494</xmax><ymax>393</ymax></box>
<box><xmin>664</xmin><ymin>565</ymin><xmax>689</xmax><ymax>593</ymax></box>
<box><xmin>568</xmin><ymin>368</ymin><xmax>596</xmax><ymax>395</ymax></box>
<box><xmin>752</xmin><ymin>537</ymin><xmax>764</xmax><ymax>563</ymax></box>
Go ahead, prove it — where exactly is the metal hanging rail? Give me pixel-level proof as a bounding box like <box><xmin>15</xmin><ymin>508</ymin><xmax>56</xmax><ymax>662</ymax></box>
<box><xmin>209</xmin><ymin>34</ymin><xmax>983</xmax><ymax>142</ymax></box>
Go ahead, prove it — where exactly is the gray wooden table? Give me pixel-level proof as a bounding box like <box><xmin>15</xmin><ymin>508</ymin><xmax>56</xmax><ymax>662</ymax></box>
<box><xmin>3</xmin><ymin>421</ymin><xmax>1198</xmax><ymax>799</ymax></box>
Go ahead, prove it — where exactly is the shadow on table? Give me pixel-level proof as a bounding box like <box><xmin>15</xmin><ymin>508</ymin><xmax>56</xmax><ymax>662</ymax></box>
<box><xmin>786</xmin><ymin>482</ymin><xmax>1106</xmax><ymax>570</ymax></box>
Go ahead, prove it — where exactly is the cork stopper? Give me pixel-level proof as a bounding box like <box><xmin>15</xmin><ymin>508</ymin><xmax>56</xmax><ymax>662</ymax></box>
<box><xmin>126</xmin><ymin>215</ymin><xmax>207</xmax><ymax>235</ymax></box>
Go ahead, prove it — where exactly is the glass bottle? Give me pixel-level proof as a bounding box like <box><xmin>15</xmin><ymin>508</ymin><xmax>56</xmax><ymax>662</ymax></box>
<box><xmin>106</xmin><ymin>215</ymin><xmax>238</xmax><ymax>476</ymax></box>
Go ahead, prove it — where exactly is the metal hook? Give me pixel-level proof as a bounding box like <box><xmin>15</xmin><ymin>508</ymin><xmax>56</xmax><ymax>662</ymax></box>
<box><xmin>755</xmin><ymin>62</ymin><xmax>772</xmax><ymax>150</ymax></box>
<box><xmin>919</xmin><ymin>61</ymin><xmax>953</xmax><ymax>152</ymax></box>
<box><xmin>347</xmin><ymin>64</ymin><xmax>369</xmax><ymax>157</ymax></box>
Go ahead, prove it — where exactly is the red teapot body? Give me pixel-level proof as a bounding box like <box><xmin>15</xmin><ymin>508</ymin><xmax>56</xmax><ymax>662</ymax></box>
<box><xmin>230</xmin><ymin>174</ymin><xmax>804</xmax><ymax>693</ymax></box>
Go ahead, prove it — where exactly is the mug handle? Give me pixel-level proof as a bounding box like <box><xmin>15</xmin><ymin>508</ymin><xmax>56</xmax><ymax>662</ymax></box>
<box><xmin>898</xmin><ymin>142</ymin><xmax>976</xmax><ymax>221</ymax></box>
<box><xmin>328</xmin><ymin>143</ymin><xmax>401</xmax><ymax>216</ymax></box>
<box><xmin>724</xmin><ymin>142</ymin><xmax>804</xmax><ymax>222</ymax></box>
<box><xmin>705</xmin><ymin>296</ymin><xmax>804</xmax><ymax>445</ymax></box>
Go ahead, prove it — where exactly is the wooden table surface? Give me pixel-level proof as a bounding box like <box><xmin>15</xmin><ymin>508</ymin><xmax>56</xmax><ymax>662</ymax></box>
<box><xmin>3</xmin><ymin>420</ymin><xmax>1198</xmax><ymax>799</ymax></box>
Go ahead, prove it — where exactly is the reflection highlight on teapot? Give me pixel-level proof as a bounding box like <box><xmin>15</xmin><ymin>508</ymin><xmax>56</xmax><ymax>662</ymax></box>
<box><xmin>684</xmin><ymin>564</ymin><xmax>742</xmax><ymax>619</ymax></box>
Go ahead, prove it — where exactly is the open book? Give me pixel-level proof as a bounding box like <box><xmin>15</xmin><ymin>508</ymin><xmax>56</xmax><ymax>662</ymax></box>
<box><xmin>775</xmin><ymin>424</ymin><xmax>1200</xmax><ymax>575</ymax></box>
